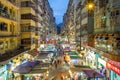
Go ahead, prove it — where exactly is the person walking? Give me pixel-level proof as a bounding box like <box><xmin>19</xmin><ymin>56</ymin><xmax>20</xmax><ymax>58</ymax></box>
<box><xmin>54</xmin><ymin>60</ymin><xmax>57</xmax><ymax>68</ymax></box>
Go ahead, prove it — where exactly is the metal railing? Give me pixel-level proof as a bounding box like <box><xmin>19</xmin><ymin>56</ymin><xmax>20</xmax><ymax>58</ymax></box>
<box><xmin>0</xmin><ymin>9</ymin><xmax>17</xmax><ymax>21</ymax></box>
<box><xmin>94</xmin><ymin>26</ymin><xmax>120</xmax><ymax>34</ymax></box>
<box><xmin>0</xmin><ymin>46</ymin><xmax>30</xmax><ymax>62</ymax></box>
<box><xmin>7</xmin><ymin>0</ymin><xmax>19</xmax><ymax>7</ymax></box>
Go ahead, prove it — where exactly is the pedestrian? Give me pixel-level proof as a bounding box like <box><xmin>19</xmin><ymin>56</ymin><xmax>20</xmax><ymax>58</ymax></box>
<box><xmin>54</xmin><ymin>60</ymin><xmax>57</xmax><ymax>68</ymax></box>
<box><xmin>57</xmin><ymin>59</ymin><xmax>60</xmax><ymax>64</ymax></box>
<box><xmin>60</xmin><ymin>73</ymin><xmax>64</xmax><ymax>80</ymax></box>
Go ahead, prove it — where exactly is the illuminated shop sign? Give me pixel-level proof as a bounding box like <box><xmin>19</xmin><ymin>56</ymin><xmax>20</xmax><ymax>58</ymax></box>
<box><xmin>98</xmin><ymin>58</ymin><xmax>106</xmax><ymax>67</ymax></box>
<box><xmin>0</xmin><ymin>66</ymin><xmax>6</xmax><ymax>75</ymax></box>
<box><xmin>106</xmin><ymin>62</ymin><xmax>120</xmax><ymax>75</ymax></box>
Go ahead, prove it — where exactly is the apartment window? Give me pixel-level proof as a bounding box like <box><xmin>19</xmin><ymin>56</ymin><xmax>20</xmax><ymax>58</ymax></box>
<box><xmin>21</xmin><ymin>38</ymin><xmax>31</xmax><ymax>44</ymax></box>
<box><xmin>10</xmin><ymin>39</ymin><xmax>15</xmax><ymax>48</ymax></box>
<box><xmin>99</xmin><ymin>0</ymin><xmax>104</xmax><ymax>8</ymax></box>
<box><xmin>5</xmin><ymin>41</ymin><xmax>8</xmax><ymax>48</ymax></box>
<box><xmin>105</xmin><ymin>0</ymin><xmax>109</xmax><ymax>4</ymax></box>
<box><xmin>21</xmin><ymin>14</ymin><xmax>31</xmax><ymax>19</ymax></box>
<box><xmin>3</xmin><ymin>7</ymin><xmax>8</xmax><ymax>13</ymax></box>
<box><xmin>21</xmin><ymin>14</ymin><xmax>36</xmax><ymax>21</ymax></box>
<box><xmin>116</xmin><ymin>10</ymin><xmax>119</xmax><ymax>16</ymax></box>
<box><xmin>0</xmin><ymin>22</ymin><xmax>8</xmax><ymax>31</ymax></box>
<box><xmin>8</xmin><ymin>0</ymin><xmax>16</xmax><ymax>3</ymax></box>
<box><xmin>21</xmin><ymin>1</ymin><xmax>32</xmax><ymax>7</ymax></box>
<box><xmin>116</xmin><ymin>40</ymin><xmax>120</xmax><ymax>49</ymax></box>
<box><xmin>0</xmin><ymin>42</ymin><xmax>4</xmax><ymax>50</ymax></box>
<box><xmin>111</xmin><ymin>12</ymin><xmax>116</xmax><ymax>17</ymax></box>
<box><xmin>10</xmin><ymin>24</ymin><xmax>14</xmax><ymax>32</ymax></box>
<box><xmin>110</xmin><ymin>12</ymin><xmax>113</xmax><ymax>16</ymax></box>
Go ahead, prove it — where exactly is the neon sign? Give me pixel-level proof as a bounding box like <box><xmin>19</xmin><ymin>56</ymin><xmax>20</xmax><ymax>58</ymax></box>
<box><xmin>106</xmin><ymin>62</ymin><xmax>120</xmax><ymax>75</ymax></box>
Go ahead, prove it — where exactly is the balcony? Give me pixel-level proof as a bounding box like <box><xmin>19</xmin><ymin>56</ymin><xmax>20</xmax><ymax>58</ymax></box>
<box><xmin>112</xmin><ymin>0</ymin><xmax>120</xmax><ymax>8</ymax></box>
<box><xmin>114</xmin><ymin>25</ymin><xmax>120</xmax><ymax>33</ymax></box>
<box><xmin>95</xmin><ymin>25</ymin><xmax>120</xmax><ymax>34</ymax></box>
<box><xmin>21</xmin><ymin>38</ymin><xmax>35</xmax><ymax>45</ymax></box>
<box><xmin>21</xmin><ymin>27</ymin><xmax>35</xmax><ymax>32</ymax></box>
<box><xmin>0</xmin><ymin>35</ymin><xmax>20</xmax><ymax>38</ymax></box>
<box><xmin>21</xmin><ymin>14</ymin><xmax>37</xmax><ymax>22</ymax></box>
<box><xmin>21</xmin><ymin>29</ymin><xmax>34</xmax><ymax>32</ymax></box>
<box><xmin>0</xmin><ymin>46</ymin><xmax>30</xmax><ymax>62</ymax></box>
<box><xmin>21</xmin><ymin>1</ymin><xmax>36</xmax><ymax>10</ymax></box>
<box><xmin>7</xmin><ymin>0</ymin><xmax>19</xmax><ymax>7</ymax></box>
<box><xmin>0</xmin><ymin>9</ymin><xmax>17</xmax><ymax>21</ymax></box>
<box><xmin>94</xmin><ymin>28</ymin><xmax>105</xmax><ymax>34</ymax></box>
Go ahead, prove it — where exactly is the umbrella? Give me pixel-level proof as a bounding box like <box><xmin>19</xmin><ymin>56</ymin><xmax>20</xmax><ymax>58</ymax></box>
<box><xmin>34</xmin><ymin>60</ymin><xmax>40</xmax><ymax>65</ymax></box>
<box><xmin>83</xmin><ymin>70</ymin><xmax>105</xmax><ymax>78</ymax></box>
<box><xmin>12</xmin><ymin>66</ymin><xmax>31</xmax><ymax>74</ymax></box>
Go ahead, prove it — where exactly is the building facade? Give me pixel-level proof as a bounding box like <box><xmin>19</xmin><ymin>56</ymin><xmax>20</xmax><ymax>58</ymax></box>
<box><xmin>0</xmin><ymin>0</ymin><xmax>24</xmax><ymax>62</ymax></box>
<box><xmin>62</xmin><ymin>0</ymin><xmax>77</xmax><ymax>44</ymax></box>
<box><xmin>21</xmin><ymin>0</ymin><xmax>37</xmax><ymax>50</ymax></box>
<box><xmin>63</xmin><ymin>0</ymin><xmax>120</xmax><ymax>79</ymax></box>
<box><xmin>94</xmin><ymin>0</ymin><xmax>120</xmax><ymax>79</ymax></box>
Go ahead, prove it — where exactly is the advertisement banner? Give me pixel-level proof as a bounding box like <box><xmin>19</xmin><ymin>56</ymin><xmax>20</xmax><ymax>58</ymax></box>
<box><xmin>106</xmin><ymin>62</ymin><xmax>120</xmax><ymax>75</ymax></box>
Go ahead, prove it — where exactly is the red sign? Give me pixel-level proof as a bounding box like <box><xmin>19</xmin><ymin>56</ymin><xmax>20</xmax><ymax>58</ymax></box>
<box><xmin>106</xmin><ymin>62</ymin><xmax>120</xmax><ymax>75</ymax></box>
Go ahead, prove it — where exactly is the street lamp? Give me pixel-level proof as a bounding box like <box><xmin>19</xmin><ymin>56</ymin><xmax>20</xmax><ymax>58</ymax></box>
<box><xmin>87</xmin><ymin>3</ymin><xmax>94</xmax><ymax>10</ymax></box>
<box><xmin>86</xmin><ymin>1</ymin><xmax>95</xmax><ymax>13</ymax></box>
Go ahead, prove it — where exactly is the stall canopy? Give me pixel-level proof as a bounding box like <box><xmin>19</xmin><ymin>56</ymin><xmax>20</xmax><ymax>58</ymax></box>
<box><xmin>70</xmin><ymin>55</ymin><xmax>81</xmax><ymax>59</ymax></box>
<box><xmin>12</xmin><ymin>66</ymin><xmax>32</xmax><ymax>74</ymax></box>
<box><xmin>40</xmin><ymin>51</ymin><xmax>56</xmax><ymax>54</ymax></box>
<box><xmin>21</xmin><ymin>61</ymin><xmax>40</xmax><ymax>68</ymax></box>
<box><xmin>83</xmin><ymin>70</ymin><xmax>104</xmax><ymax>78</ymax></box>
<box><xmin>12</xmin><ymin>61</ymin><xmax>40</xmax><ymax>74</ymax></box>
<box><xmin>68</xmin><ymin>51</ymin><xmax>77</xmax><ymax>55</ymax></box>
<box><xmin>27</xmin><ymin>63</ymin><xmax>50</xmax><ymax>74</ymax></box>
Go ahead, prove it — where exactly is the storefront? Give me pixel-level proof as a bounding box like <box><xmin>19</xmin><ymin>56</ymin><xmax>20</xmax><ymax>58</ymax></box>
<box><xmin>0</xmin><ymin>65</ymin><xmax>8</xmax><ymax>80</ymax></box>
<box><xmin>0</xmin><ymin>52</ymin><xmax>32</xmax><ymax>80</ymax></box>
<box><xmin>97</xmin><ymin>57</ymin><xmax>109</xmax><ymax>79</ymax></box>
<box><xmin>98</xmin><ymin>57</ymin><xmax>106</xmax><ymax>71</ymax></box>
<box><xmin>70</xmin><ymin>55</ymin><xmax>81</xmax><ymax>65</ymax></box>
<box><xmin>106</xmin><ymin>62</ymin><xmax>120</xmax><ymax>80</ymax></box>
<box><xmin>85</xmin><ymin>50</ymin><xmax>96</xmax><ymax>68</ymax></box>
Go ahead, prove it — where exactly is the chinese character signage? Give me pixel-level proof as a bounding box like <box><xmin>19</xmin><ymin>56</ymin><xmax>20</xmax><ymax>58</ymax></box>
<box><xmin>106</xmin><ymin>62</ymin><xmax>120</xmax><ymax>75</ymax></box>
